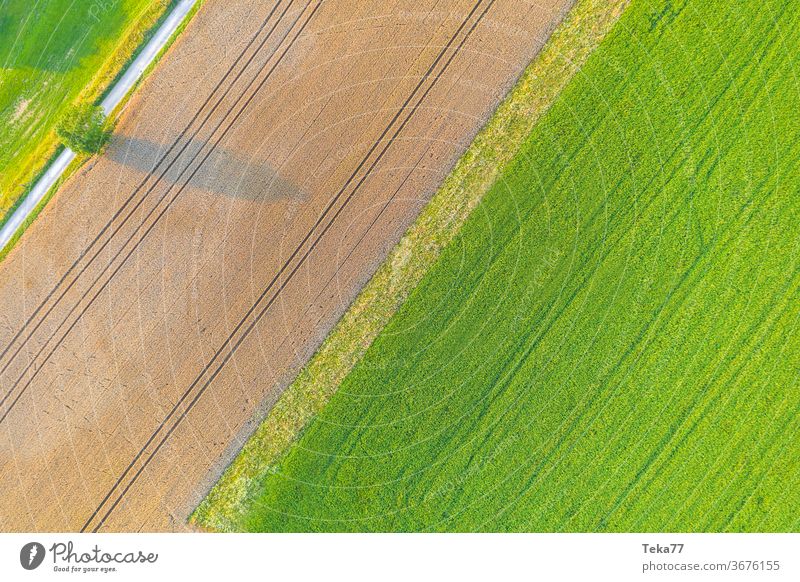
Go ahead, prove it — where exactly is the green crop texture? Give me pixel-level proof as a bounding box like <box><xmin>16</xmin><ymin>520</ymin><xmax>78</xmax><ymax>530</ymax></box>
<box><xmin>231</xmin><ymin>0</ymin><xmax>800</xmax><ymax>532</ymax></box>
<box><xmin>0</xmin><ymin>0</ymin><xmax>171</xmax><ymax>219</ymax></box>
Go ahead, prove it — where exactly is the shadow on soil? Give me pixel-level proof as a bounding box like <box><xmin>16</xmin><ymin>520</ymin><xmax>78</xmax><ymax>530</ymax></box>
<box><xmin>107</xmin><ymin>135</ymin><xmax>307</xmax><ymax>202</ymax></box>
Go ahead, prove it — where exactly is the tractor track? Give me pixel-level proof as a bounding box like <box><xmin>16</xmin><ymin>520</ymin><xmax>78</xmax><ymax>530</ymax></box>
<box><xmin>82</xmin><ymin>0</ymin><xmax>494</xmax><ymax>532</ymax></box>
<box><xmin>0</xmin><ymin>0</ymin><xmax>312</xmax><ymax>424</ymax></box>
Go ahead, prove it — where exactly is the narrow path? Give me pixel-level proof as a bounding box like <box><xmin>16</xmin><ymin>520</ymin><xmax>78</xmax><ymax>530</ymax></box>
<box><xmin>0</xmin><ymin>0</ymin><xmax>198</xmax><ymax>252</ymax></box>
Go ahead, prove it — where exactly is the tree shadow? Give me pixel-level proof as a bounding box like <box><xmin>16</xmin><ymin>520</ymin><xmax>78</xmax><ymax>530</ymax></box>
<box><xmin>107</xmin><ymin>135</ymin><xmax>307</xmax><ymax>202</ymax></box>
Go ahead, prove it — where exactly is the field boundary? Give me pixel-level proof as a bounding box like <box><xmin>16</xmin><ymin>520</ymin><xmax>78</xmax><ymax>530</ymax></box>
<box><xmin>0</xmin><ymin>0</ymin><xmax>206</xmax><ymax>262</ymax></box>
<box><xmin>191</xmin><ymin>0</ymin><xmax>631</xmax><ymax>532</ymax></box>
<box><xmin>0</xmin><ymin>1</ymin><xmax>175</xmax><ymax>223</ymax></box>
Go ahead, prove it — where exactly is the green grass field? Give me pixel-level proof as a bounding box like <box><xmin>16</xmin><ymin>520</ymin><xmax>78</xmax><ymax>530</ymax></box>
<box><xmin>204</xmin><ymin>0</ymin><xmax>800</xmax><ymax>532</ymax></box>
<box><xmin>0</xmin><ymin>0</ymin><xmax>172</xmax><ymax>219</ymax></box>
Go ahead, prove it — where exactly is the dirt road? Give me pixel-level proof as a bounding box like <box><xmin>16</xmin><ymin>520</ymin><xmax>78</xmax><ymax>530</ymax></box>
<box><xmin>0</xmin><ymin>0</ymin><xmax>571</xmax><ymax>531</ymax></box>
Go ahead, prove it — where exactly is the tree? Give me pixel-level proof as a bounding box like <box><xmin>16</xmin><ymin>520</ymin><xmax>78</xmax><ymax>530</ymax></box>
<box><xmin>56</xmin><ymin>103</ymin><xmax>111</xmax><ymax>155</ymax></box>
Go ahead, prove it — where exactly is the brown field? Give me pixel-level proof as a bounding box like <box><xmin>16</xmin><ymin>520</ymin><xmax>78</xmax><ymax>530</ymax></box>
<box><xmin>0</xmin><ymin>0</ymin><xmax>571</xmax><ymax>531</ymax></box>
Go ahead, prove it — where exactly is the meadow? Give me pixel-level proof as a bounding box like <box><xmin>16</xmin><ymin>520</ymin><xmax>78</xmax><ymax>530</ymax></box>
<box><xmin>202</xmin><ymin>0</ymin><xmax>800</xmax><ymax>532</ymax></box>
<box><xmin>0</xmin><ymin>0</ymin><xmax>172</xmax><ymax>220</ymax></box>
